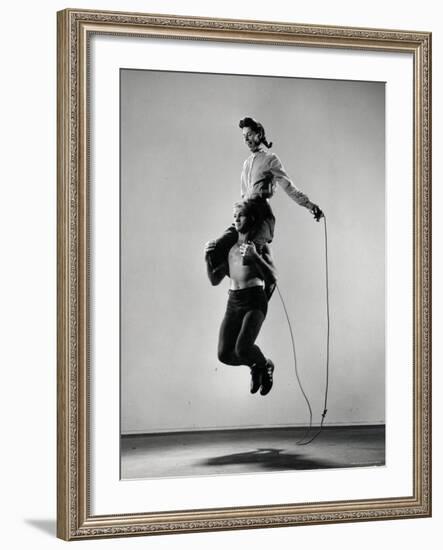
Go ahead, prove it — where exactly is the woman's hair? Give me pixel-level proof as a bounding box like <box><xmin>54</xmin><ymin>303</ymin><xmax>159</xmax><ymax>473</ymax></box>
<box><xmin>239</xmin><ymin>117</ymin><xmax>273</xmax><ymax>148</ymax></box>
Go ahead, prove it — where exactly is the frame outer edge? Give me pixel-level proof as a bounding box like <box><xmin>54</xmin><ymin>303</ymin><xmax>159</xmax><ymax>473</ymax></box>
<box><xmin>56</xmin><ymin>8</ymin><xmax>71</xmax><ymax>541</ymax></box>
<box><xmin>428</xmin><ymin>33</ymin><xmax>432</xmax><ymax>518</ymax></box>
<box><xmin>56</xmin><ymin>9</ymin><xmax>432</xmax><ymax>539</ymax></box>
<box><xmin>420</xmin><ymin>32</ymin><xmax>431</xmax><ymax>515</ymax></box>
<box><xmin>414</xmin><ymin>33</ymin><xmax>431</xmax><ymax>516</ymax></box>
<box><xmin>423</xmin><ymin>32</ymin><xmax>432</xmax><ymax>516</ymax></box>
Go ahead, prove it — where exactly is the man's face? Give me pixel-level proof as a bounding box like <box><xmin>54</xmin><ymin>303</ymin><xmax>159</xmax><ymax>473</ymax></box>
<box><xmin>242</xmin><ymin>127</ymin><xmax>261</xmax><ymax>152</ymax></box>
<box><xmin>233</xmin><ymin>206</ymin><xmax>249</xmax><ymax>233</ymax></box>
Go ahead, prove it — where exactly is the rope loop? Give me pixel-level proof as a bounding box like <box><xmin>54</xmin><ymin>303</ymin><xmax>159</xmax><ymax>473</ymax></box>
<box><xmin>277</xmin><ymin>215</ymin><xmax>330</xmax><ymax>446</ymax></box>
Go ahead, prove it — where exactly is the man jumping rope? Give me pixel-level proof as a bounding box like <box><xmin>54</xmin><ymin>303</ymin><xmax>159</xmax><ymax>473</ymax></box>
<box><xmin>205</xmin><ymin>200</ymin><xmax>277</xmax><ymax>395</ymax></box>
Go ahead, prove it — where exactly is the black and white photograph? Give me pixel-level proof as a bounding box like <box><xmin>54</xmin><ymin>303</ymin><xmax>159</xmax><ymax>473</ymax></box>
<box><xmin>2</xmin><ymin>0</ymin><xmax>438</xmax><ymax>545</ymax></box>
<box><xmin>119</xmin><ymin>69</ymin><xmax>386</xmax><ymax>480</ymax></box>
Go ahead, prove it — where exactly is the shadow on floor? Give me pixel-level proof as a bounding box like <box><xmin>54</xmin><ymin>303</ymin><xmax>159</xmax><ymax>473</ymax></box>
<box><xmin>202</xmin><ymin>447</ymin><xmax>341</xmax><ymax>471</ymax></box>
<box><xmin>24</xmin><ymin>519</ymin><xmax>57</xmax><ymax>537</ymax></box>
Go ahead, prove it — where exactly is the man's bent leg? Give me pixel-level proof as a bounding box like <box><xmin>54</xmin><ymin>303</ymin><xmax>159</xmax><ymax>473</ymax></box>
<box><xmin>234</xmin><ymin>309</ymin><xmax>267</xmax><ymax>368</ymax></box>
<box><xmin>217</xmin><ymin>288</ymin><xmax>274</xmax><ymax>395</ymax></box>
<box><xmin>217</xmin><ymin>304</ymin><xmax>243</xmax><ymax>366</ymax></box>
<box><xmin>235</xmin><ymin>308</ymin><xmax>270</xmax><ymax>394</ymax></box>
<box><xmin>235</xmin><ymin>303</ymin><xmax>275</xmax><ymax>396</ymax></box>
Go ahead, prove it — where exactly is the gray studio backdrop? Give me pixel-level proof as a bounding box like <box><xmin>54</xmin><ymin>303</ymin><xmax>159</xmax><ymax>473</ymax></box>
<box><xmin>120</xmin><ymin>68</ymin><xmax>385</xmax><ymax>434</ymax></box>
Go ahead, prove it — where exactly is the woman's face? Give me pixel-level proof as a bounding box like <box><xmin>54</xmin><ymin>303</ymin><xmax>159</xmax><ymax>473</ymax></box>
<box><xmin>242</xmin><ymin>126</ymin><xmax>261</xmax><ymax>152</ymax></box>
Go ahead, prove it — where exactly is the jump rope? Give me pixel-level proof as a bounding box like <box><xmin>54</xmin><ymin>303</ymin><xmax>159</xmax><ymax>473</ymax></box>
<box><xmin>275</xmin><ymin>214</ymin><xmax>330</xmax><ymax>445</ymax></box>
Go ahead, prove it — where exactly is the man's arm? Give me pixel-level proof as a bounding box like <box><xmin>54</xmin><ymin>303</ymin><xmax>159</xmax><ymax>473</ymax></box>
<box><xmin>204</xmin><ymin>241</ymin><xmax>228</xmax><ymax>286</ymax></box>
<box><xmin>240</xmin><ymin>243</ymin><xmax>277</xmax><ymax>284</ymax></box>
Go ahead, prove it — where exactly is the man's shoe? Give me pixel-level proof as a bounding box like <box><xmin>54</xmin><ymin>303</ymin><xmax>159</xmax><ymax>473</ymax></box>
<box><xmin>260</xmin><ymin>360</ymin><xmax>275</xmax><ymax>396</ymax></box>
<box><xmin>250</xmin><ymin>366</ymin><xmax>262</xmax><ymax>394</ymax></box>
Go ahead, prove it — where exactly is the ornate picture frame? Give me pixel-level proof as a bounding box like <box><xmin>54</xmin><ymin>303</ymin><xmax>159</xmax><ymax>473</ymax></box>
<box><xmin>57</xmin><ymin>8</ymin><xmax>431</xmax><ymax>540</ymax></box>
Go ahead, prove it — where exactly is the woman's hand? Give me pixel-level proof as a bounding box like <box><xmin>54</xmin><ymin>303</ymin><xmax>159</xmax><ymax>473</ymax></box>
<box><xmin>311</xmin><ymin>204</ymin><xmax>324</xmax><ymax>222</ymax></box>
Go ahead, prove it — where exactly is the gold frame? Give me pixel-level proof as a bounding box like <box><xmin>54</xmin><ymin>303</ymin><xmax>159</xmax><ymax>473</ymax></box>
<box><xmin>57</xmin><ymin>8</ymin><xmax>432</xmax><ymax>540</ymax></box>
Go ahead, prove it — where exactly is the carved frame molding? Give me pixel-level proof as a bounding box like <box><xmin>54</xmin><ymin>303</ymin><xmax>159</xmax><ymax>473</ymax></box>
<box><xmin>57</xmin><ymin>9</ymin><xmax>431</xmax><ymax>540</ymax></box>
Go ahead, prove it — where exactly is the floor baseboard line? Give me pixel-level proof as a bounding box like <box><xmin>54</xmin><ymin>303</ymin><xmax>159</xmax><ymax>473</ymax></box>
<box><xmin>122</xmin><ymin>423</ymin><xmax>385</xmax><ymax>438</ymax></box>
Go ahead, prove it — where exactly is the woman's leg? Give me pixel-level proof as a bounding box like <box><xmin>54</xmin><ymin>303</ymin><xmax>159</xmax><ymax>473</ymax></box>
<box><xmin>208</xmin><ymin>225</ymin><xmax>238</xmax><ymax>269</ymax></box>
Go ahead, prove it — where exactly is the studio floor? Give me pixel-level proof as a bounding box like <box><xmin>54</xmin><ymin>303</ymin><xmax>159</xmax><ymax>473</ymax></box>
<box><xmin>121</xmin><ymin>425</ymin><xmax>385</xmax><ymax>480</ymax></box>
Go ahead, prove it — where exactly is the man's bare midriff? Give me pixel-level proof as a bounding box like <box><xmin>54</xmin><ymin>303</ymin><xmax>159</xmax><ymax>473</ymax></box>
<box><xmin>228</xmin><ymin>244</ymin><xmax>264</xmax><ymax>290</ymax></box>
